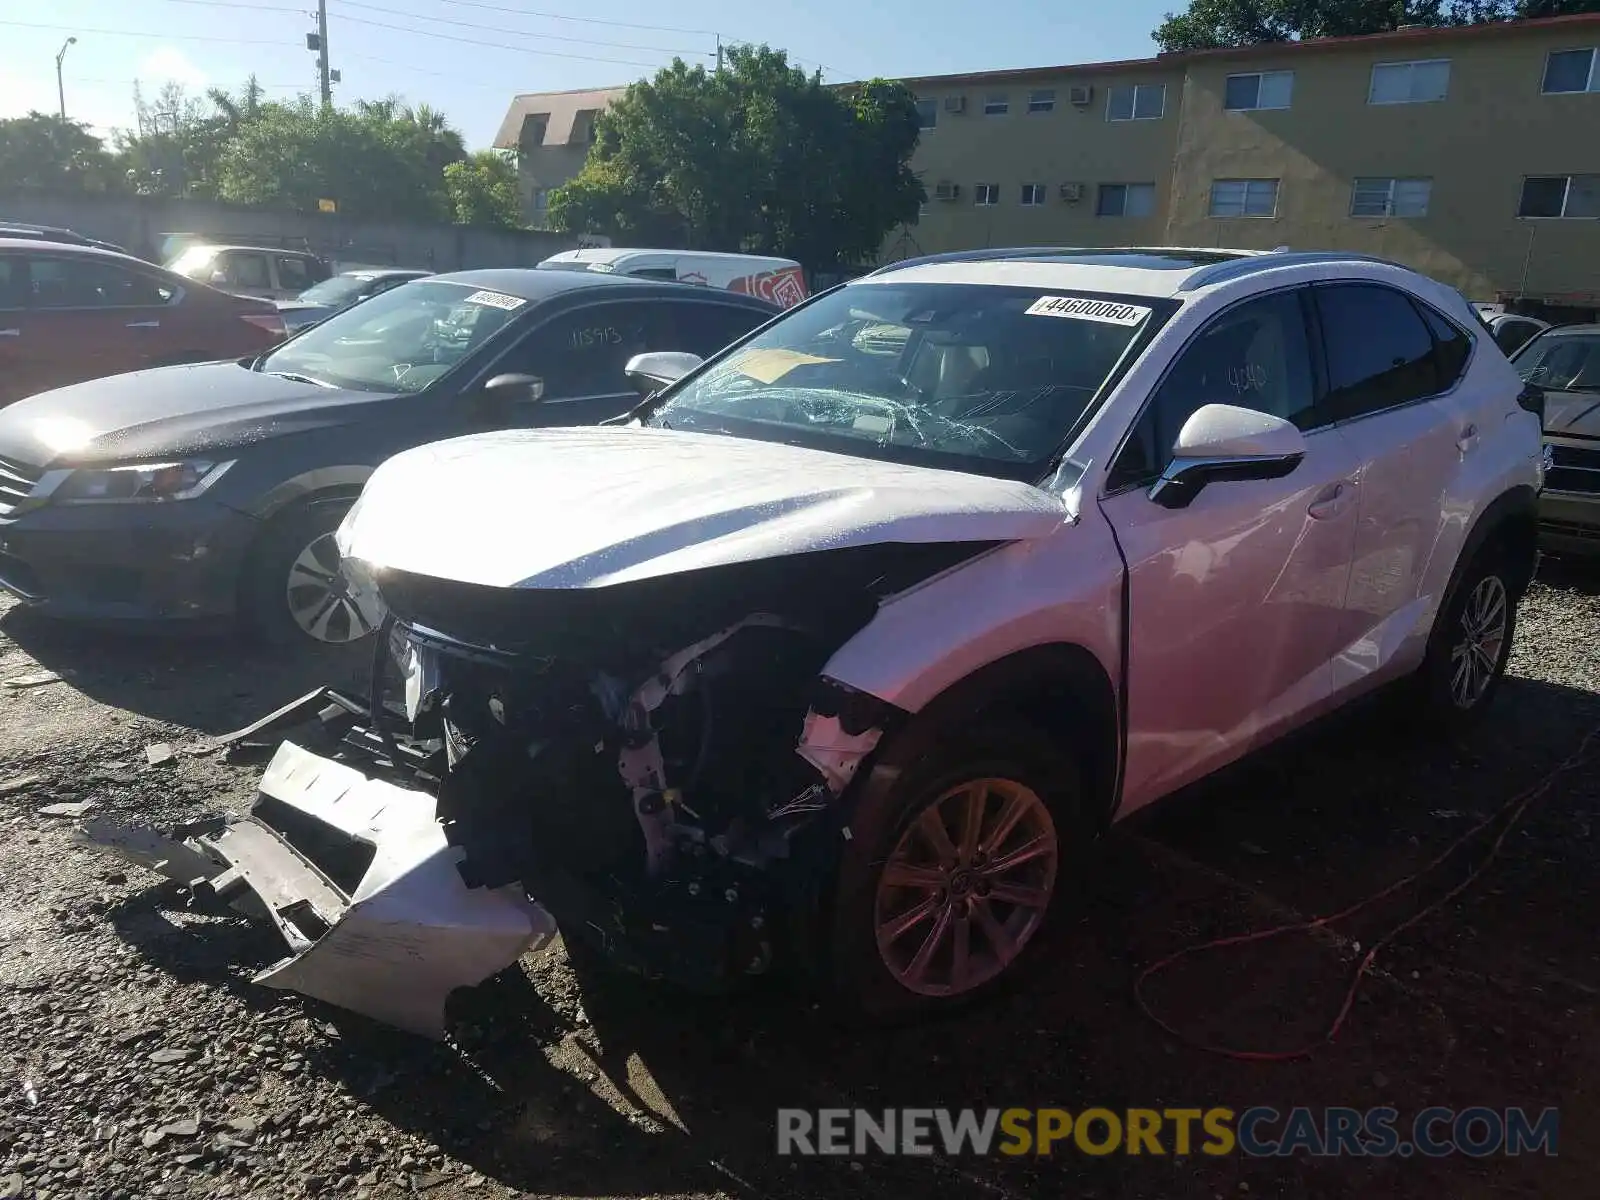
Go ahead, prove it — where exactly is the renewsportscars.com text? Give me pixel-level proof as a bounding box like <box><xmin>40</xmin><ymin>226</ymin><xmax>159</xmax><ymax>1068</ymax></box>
<box><xmin>776</xmin><ymin>1106</ymin><xmax>1559</xmax><ymax>1158</ymax></box>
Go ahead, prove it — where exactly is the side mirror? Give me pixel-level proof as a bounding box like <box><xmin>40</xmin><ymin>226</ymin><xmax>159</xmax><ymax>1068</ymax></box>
<box><xmin>1148</xmin><ymin>403</ymin><xmax>1306</xmax><ymax>509</ymax></box>
<box><xmin>625</xmin><ymin>351</ymin><xmax>703</xmax><ymax>397</ymax></box>
<box><xmin>481</xmin><ymin>373</ymin><xmax>545</xmax><ymax>405</ymax></box>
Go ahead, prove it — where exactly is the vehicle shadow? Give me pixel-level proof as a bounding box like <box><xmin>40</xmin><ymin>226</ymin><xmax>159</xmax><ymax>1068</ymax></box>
<box><xmin>0</xmin><ymin>604</ymin><xmax>372</xmax><ymax>735</ymax></box>
<box><xmin>1535</xmin><ymin>552</ymin><xmax>1600</xmax><ymax>596</ymax></box>
<box><xmin>343</xmin><ymin>673</ymin><xmax>1600</xmax><ymax>1198</ymax></box>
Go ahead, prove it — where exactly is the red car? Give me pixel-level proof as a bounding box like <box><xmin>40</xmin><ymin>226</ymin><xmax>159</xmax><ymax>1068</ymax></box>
<box><xmin>0</xmin><ymin>238</ymin><xmax>287</xmax><ymax>408</ymax></box>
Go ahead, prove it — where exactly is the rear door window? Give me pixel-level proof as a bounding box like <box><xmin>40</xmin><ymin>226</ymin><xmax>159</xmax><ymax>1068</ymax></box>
<box><xmin>1313</xmin><ymin>282</ymin><xmax>1441</xmax><ymax>422</ymax></box>
<box><xmin>227</xmin><ymin>252</ymin><xmax>271</xmax><ymax>290</ymax></box>
<box><xmin>276</xmin><ymin>256</ymin><xmax>313</xmax><ymax>293</ymax></box>
<box><xmin>0</xmin><ymin>256</ymin><xmax>23</xmax><ymax>309</ymax></box>
<box><xmin>664</xmin><ymin>301</ymin><xmax>770</xmax><ymax>358</ymax></box>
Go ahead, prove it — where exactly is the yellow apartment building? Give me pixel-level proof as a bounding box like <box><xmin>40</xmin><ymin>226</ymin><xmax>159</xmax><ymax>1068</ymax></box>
<box><xmin>495</xmin><ymin>14</ymin><xmax>1600</xmax><ymax>315</ymax></box>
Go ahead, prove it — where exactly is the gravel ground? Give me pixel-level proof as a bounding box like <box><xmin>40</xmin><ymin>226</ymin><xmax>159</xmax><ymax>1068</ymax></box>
<box><xmin>0</xmin><ymin>562</ymin><xmax>1598</xmax><ymax>1200</ymax></box>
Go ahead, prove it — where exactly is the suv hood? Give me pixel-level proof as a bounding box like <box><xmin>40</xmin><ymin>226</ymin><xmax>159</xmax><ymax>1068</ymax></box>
<box><xmin>338</xmin><ymin>426</ymin><xmax>1068</xmax><ymax>589</ymax></box>
<box><xmin>0</xmin><ymin>362</ymin><xmax>402</xmax><ymax>467</ymax></box>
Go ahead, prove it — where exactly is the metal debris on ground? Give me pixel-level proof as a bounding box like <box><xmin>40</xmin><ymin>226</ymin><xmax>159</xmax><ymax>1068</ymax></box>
<box><xmin>145</xmin><ymin>743</ymin><xmax>177</xmax><ymax>767</ymax></box>
<box><xmin>4</xmin><ymin>671</ymin><xmax>61</xmax><ymax>689</ymax></box>
<box><xmin>0</xmin><ymin>774</ymin><xmax>41</xmax><ymax>795</ymax></box>
<box><xmin>38</xmin><ymin>800</ymin><xmax>96</xmax><ymax>818</ymax></box>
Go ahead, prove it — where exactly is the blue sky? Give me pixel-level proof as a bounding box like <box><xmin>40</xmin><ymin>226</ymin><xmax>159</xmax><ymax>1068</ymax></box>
<box><xmin>0</xmin><ymin>0</ymin><xmax>1182</xmax><ymax>149</ymax></box>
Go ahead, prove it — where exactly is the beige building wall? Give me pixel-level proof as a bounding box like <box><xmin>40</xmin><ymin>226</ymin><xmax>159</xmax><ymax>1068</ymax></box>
<box><xmin>1165</xmin><ymin>20</ymin><xmax>1600</xmax><ymax>301</ymax></box>
<box><xmin>893</xmin><ymin>14</ymin><xmax>1600</xmax><ymax>305</ymax></box>
<box><xmin>492</xmin><ymin>88</ymin><xmax>624</xmax><ymax>229</ymax></box>
<box><xmin>901</xmin><ymin>62</ymin><xmax>1186</xmax><ymax>256</ymax></box>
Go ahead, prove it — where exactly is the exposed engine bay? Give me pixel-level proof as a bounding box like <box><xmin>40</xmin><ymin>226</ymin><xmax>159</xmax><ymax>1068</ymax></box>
<box><xmin>78</xmin><ymin>538</ymin><xmax>999</xmax><ymax>1035</ymax></box>
<box><xmin>370</xmin><ymin>540</ymin><xmax>992</xmax><ymax>988</ymax></box>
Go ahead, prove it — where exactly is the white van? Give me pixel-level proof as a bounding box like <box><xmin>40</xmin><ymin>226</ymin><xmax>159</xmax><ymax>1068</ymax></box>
<box><xmin>538</xmin><ymin>248</ymin><xmax>809</xmax><ymax>309</ymax></box>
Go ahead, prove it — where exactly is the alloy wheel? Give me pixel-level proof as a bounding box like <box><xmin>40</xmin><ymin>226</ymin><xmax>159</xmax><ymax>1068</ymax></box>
<box><xmin>874</xmin><ymin>777</ymin><xmax>1059</xmax><ymax>997</ymax></box>
<box><xmin>1449</xmin><ymin>574</ymin><xmax>1509</xmax><ymax>709</ymax></box>
<box><xmin>285</xmin><ymin>531</ymin><xmax>385</xmax><ymax>644</ymax></box>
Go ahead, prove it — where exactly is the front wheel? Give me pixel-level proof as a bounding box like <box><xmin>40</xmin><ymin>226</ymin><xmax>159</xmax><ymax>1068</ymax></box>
<box><xmin>822</xmin><ymin>724</ymin><xmax>1085</xmax><ymax>1022</ymax></box>
<box><xmin>241</xmin><ymin>502</ymin><xmax>386</xmax><ymax>647</ymax></box>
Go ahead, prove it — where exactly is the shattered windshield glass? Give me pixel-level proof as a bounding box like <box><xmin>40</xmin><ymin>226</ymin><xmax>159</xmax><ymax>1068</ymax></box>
<box><xmin>649</xmin><ymin>280</ymin><xmax>1164</xmax><ymax>476</ymax></box>
<box><xmin>257</xmin><ymin>280</ymin><xmax>526</xmax><ymax>393</ymax></box>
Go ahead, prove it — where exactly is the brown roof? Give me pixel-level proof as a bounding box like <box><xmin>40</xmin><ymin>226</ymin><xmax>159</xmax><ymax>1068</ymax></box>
<box><xmin>492</xmin><ymin>86</ymin><xmax>627</xmax><ymax>151</ymax></box>
<box><xmin>875</xmin><ymin>12</ymin><xmax>1600</xmax><ymax>90</ymax></box>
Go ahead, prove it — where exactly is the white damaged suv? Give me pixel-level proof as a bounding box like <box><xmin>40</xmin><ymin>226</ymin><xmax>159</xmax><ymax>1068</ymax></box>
<box><xmin>90</xmin><ymin>248</ymin><xmax>1546</xmax><ymax>1033</ymax></box>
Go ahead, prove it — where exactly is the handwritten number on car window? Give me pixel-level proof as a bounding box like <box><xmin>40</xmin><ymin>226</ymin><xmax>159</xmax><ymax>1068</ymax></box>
<box><xmin>569</xmin><ymin>326</ymin><xmax>622</xmax><ymax>351</ymax></box>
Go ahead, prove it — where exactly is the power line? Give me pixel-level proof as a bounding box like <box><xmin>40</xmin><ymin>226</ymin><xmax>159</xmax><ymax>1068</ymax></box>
<box><xmin>329</xmin><ymin>12</ymin><xmax>684</xmax><ymax>67</ymax></box>
<box><xmin>329</xmin><ymin>0</ymin><xmax>711</xmax><ymax>57</ymax></box>
<box><xmin>0</xmin><ymin>18</ymin><xmax>300</xmax><ymax>46</ymax></box>
<box><xmin>425</xmin><ymin>0</ymin><xmax>718</xmax><ymax>37</ymax></box>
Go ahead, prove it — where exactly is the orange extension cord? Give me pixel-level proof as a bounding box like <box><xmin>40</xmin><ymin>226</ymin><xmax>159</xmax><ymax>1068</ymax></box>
<box><xmin>1133</xmin><ymin>722</ymin><xmax>1600</xmax><ymax>1061</ymax></box>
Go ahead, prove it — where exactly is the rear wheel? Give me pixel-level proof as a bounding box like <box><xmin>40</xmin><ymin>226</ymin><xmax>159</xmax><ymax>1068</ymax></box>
<box><xmin>242</xmin><ymin>502</ymin><xmax>385</xmax><ymax>647</ymax></box>
<box><xmin>1413</xmin><ymin>540</ymin><xmax>1518</xmax><ymax>732</ymax></box>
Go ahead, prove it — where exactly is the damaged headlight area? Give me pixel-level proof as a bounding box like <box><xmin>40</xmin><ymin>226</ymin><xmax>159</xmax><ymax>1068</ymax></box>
<box><xmin>79</xmin><ymin>540</ymin><xmax>994</xmax><ymax>1035</ymax></box>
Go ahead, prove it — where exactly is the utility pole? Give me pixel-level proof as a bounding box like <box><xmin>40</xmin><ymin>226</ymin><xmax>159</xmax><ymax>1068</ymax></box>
<box><xmin>55</xmin><ymin>37</ymin><xmax>77</xmax><ymax>120</ymax></box>
<box><xmin>715</xmin><ymin>34</ymin><xmax>723</xmax><ymax>73</ymax></box>
<box><xmin>315</xmin><ymin>0</ymin><xmax>331</xmax><ymax>110</ymax></box>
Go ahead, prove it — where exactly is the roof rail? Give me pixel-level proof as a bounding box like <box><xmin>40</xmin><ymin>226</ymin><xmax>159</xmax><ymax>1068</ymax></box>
<box><xmin>867</xmin><ymin>245</ymin><xmax>1267</xmax><ymax>277</ymax></box>
<box><xmin>1177</xmin><ymin>249</ymin><xmax>1412</xmax><ymax>292</ymax></box>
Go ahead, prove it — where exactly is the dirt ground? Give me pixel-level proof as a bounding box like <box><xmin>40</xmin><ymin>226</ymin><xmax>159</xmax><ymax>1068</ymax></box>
<box><xmin>1</xmin><ymin>563</ymin><xmax>1598</xmax><ymax>1200</ymax></box>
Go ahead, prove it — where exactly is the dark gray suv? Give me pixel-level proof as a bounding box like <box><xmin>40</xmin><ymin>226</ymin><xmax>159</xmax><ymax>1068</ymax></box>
<box><xmin>0</xmin><ymin>269</ymin><xmax>778</xmax><ymax>645</ymax></box>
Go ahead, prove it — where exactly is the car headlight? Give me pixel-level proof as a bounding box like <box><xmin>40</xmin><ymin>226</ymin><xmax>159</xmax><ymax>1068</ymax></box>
<box><xmin>51</xmin><ymin>459</ymin><xmax>235</xmax><ymax>505</ymax></box>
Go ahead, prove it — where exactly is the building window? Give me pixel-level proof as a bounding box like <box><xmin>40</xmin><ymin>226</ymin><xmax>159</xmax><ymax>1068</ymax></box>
<box><xmin>1224</xmin><ymin>70</ymin><xmax>1295</xmax><ymax>111</ymax></box>
<box><xmin>1543</xmin><ymin>48</ymin><xmax>1600</xmax><ymax>94</ymax></box>
<box><xmin>1096</xmin><ymin>182</ymin><xmax>1156</xmax><ymax>217</ymax></box>
<box><xmin>985</xmin><ymin>93</ymin><xmax>1009</xmax><ymax>115</ymax></box>
<box><xmin>1020</xmin><ymin>183</ymin><xmax>1046</xmax><ymax>206</ymax></box>
<box><xmin>1028</xmin><ymin>89</ymin><xmax>1056</xmax><ymax>113</ymax></box>
<box><xmin>1210</xmin><ymin>178</ymin><xmax>1280</xmax><ymax>218</ymax></box>
<box><xmin>975</xmin><ymin>183</ymin><xmax>1001</xmax><ymax>206</ymax></box>
<box><xmin>532</xmin><ymin>188</ymin><xmax>549</xmax><ymax>212</ymax></box>
<box><xmin>1351</xmin><ymin>177</ymin><xmax>1432</xmax><ymax>217</ymax></box>
<box><xmin>1368</xmin><ymin>59</ymin><xmax>1451</xmax><ymax>104</ymax></box>
<box><xmin>915</xmin><ymin>98</ymin><xmax>937</xmax><ymax>129</ymax></box>
<box><xmin>1107</xmin><ymin>84</ymin><xmax>1166</xmax><ymax>121</ymax></box>
<box><xmin>1518</xmin><ymin>174</ymin><xmax>1600</xmax><ymax>218</ymax></box>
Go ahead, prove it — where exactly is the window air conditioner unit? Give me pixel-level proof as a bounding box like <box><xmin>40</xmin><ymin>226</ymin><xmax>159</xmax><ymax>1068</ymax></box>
<box><xmin>943</xmin><ymin>95</ymin><xmax>967</xmax><ymax>113</ymax></box>
<box><xmin>1068</xmin><ymin>86</ymin><xmax>1093</xmax><ymax>106</ymax></box>
<box><xmin>934</xmin><ymin>181</ymin><xmax>961</xmax><ymax>201</ymax></box>
<box><xmin>1059</xmin><ymin>182</ymin><xmax>1084</xmax><ymax>203</ymax></box>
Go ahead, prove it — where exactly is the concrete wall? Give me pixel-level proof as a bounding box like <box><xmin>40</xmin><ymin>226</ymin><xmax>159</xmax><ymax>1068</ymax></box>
<box><xmin>0</xmin><ymin>190</ymin><xmax>580</xmax><ymax>271</ymax></box>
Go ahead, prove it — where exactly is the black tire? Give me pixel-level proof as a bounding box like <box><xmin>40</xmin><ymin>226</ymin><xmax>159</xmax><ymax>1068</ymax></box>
<box><xmin>240</xmin><ymin>500</ymin><xmax>384</xmax><ymax>648</ymax></box>
<box><xmin>821</xmin><ymin>721</ymin><xmax>1086</xmax><ymax>1024</ymax></box>
<box><xmin>1412</xmin><ymin>539</ymin><xmax>1519</xmax><ymax>734</ymax></box>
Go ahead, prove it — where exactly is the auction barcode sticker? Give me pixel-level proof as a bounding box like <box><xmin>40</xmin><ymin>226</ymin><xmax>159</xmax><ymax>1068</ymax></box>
<box><xmin>1025</xmin><ymin>295</ymin><xmax>1151</xmax><ymax>326</ymax></box>
<box><xmin>463</xmin><ymin>289</ymin><xmax>526</xmax><ymax>310</ymax></box>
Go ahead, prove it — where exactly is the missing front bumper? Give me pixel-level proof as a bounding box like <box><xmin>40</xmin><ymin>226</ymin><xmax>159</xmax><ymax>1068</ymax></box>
<box><xmin>79</xmin><ymin>740</ymin><xmax>556</xmax><ymax>1039</ymax></box>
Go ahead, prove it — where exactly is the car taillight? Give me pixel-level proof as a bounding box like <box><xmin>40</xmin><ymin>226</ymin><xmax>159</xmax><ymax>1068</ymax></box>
<box><xmin>240</xmin><ymin>312</ymin><xmax>287</xmax><ymax>339</ymax></box>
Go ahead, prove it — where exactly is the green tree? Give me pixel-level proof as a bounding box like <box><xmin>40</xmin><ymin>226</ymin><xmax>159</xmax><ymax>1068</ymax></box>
<box><xmin>548</xmin><ymin>44</ymin><xmax>923</xmax><ymax>268</ymax></box>
<box><xmin>1154</xmin><ymin>0</ymin><xmax>1599</xmax><ymax>51</ymax></box>
<box><xmin>444</xmin><ymin>150</ymin><xmax>524</xmax><ymax>227</ymax></box>
<box><xmin>0</xmin><ymin>112</ymin><xmax>118</xmax><ymax>191</ymax></box>
<box><xmin>212</xmin><ymin>95</ymin><xmax>467</xmax><ymax>221</ymax></box>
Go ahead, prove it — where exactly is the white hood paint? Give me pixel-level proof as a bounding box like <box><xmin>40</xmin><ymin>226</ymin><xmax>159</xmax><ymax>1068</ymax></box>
<box><xmin>337</xmin><ymin>426</ymin><xmax>1067</xmax><ymax>589</ymax></box>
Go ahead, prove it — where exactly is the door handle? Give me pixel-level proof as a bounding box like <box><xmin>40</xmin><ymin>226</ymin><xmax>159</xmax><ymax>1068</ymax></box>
<box><xmin>1307</xmin><ymin>481</ymin><xmax>1352</xmax><ymax>520</ymax></box>
<box><xmin>1457</xmin><ymin>423</ymin><xmax>1479</xmax><ymax>453</ymax></box>
<box><xmin>0</xmin><ymin>329</ymin><xmax>19</xmax><ymax>337</ymax></box>
<box><xmin>125</xmin><ymin>320</ymin><xmax>160</xmax><ymax>329</ymax></box>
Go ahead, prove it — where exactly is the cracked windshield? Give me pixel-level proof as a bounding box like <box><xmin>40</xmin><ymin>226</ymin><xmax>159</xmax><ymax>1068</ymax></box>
<box><xmin>258</xmin><ymin>280</ymin><xmax>522</xmax><ymax>393</ymax></box>
<box><xmin>651</xmin><ymin>282</ymin><xmax>1153</xmax><ymax>470</ymax></box>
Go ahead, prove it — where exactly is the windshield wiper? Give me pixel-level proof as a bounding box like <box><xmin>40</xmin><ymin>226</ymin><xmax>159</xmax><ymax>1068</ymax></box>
<box><xmin>265</xmin><ymin>370</ymin><xmax>336</xmax><ymax>389</ymax></box>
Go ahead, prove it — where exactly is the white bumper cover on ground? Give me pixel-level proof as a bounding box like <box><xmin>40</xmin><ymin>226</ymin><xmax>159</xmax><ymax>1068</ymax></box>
<box><xmin>78</xmin><ymin>741</ymin><xmax>556</xmax><ymax>1038</ymax></box>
